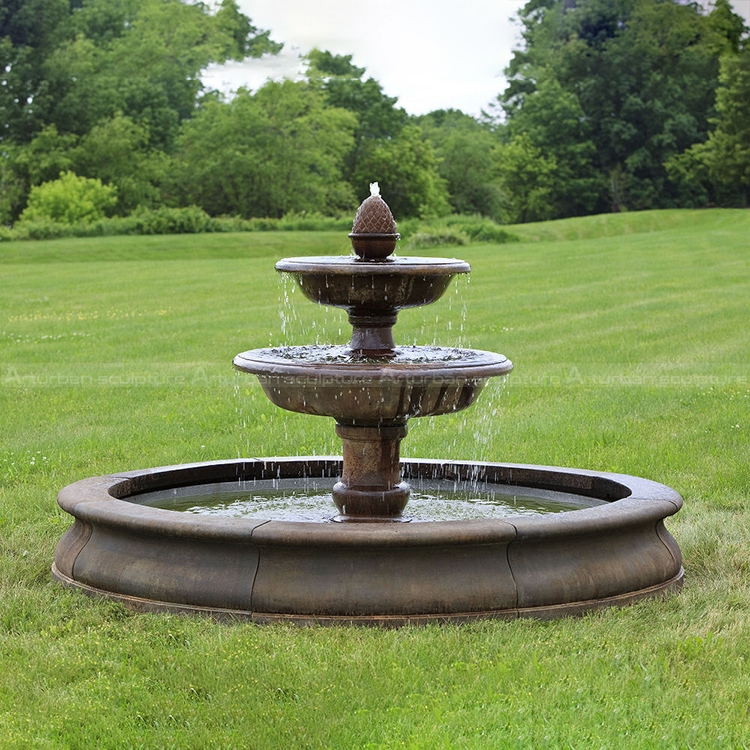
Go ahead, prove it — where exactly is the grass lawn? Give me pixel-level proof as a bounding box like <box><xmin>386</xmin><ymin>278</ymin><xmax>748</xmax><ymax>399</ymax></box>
<box><xmin>1</xmin><ymin>209</ymin><xmax>749</xmax><ymax>748</ymax></box>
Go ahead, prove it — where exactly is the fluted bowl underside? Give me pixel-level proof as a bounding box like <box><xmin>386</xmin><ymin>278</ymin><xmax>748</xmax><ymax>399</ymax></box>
<box><xmin>233</xmin><ymin>346</ymin><xmax>513</xmax><ymax>421</ymax></box>
<box><xmin>275</xmin><ymin>256</ymin><xmax>471</xmax><ymax>310</ymax></box>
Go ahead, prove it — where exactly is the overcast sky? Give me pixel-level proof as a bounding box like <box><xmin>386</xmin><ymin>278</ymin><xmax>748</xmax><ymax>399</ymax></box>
<box><xmin>203</xmin><ymin>0</ymin><xmax>750</xmax><ymax>117</ymax></box>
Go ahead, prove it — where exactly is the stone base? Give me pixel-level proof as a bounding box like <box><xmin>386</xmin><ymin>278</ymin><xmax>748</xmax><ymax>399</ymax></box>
<box><xmin>53</xmin><ymin>458</ymin><xmax>684</xmax><ymax>626</ymax></box>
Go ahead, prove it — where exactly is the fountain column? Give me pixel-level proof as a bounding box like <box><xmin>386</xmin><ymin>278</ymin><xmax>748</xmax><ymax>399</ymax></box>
<box><xmin>347</xmin><ymin>309</ymin><xmax>398</xmax><ymax>357</ymax></box>
<box><xmin>329</xmin><ymin>184</ymin><xmax>410</xmax><ymax>520</ymax></box>
<box><xmin>332</xmin><ymin>421</ymin><xmax>410</xmax><ymax>520</ymax></box>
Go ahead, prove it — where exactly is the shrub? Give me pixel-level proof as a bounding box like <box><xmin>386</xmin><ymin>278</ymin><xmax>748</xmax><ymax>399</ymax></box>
<box><xmin>19</xmin><ymin>172</ymin><xmax>118</xmax><ymax>225</ymax></box>
<box><xmin>130</xmin><ymin>206</ymin><xmax>217</xmax><ymax>235</ymax></box>
<box><xmin>399</xmin><ymin>215</ymin><xmax>520</xmax><ymax>246</ymax></box>
<box><xmin>243</xmin><ymin>217</ymin><xmax>280</xmax><ymax>231</ymax></box>
<box><xmin>278</xmin><ymin>211</ymin><xmax>352</xmax><ymax>232</ymax></box>
<box><xmin>405</xmin><ymin>228</ymin><xmax>469</xmax><ymax>249</ymax></box>
<box><xmin>9</xmin><ymin>220</ymin><xmax>76</xmax><ymax>241</ymax></box>
<box><xmin>213</xmin><ymin>215</ymin><xmax>267</xmax><ymax>232</ymax></box>
<box><xmin>0</xmin><ymin>207</ymin><xmax>519</xmax><ymax>244</ymax></box>
<box><xmin>443</xmin><ymin>215</ymin><xmax>520</xmax><ymax>244</ymax></box>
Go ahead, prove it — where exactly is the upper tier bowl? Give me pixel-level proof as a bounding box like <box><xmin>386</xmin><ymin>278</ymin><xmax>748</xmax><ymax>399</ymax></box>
<box><xmin>276</xmin><ymin>256</ymin><xmax>471</xmax><ymax>310</ymax></box>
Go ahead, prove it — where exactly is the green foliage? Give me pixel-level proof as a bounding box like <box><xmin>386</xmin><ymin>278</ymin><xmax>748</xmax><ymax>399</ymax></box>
<box><xmin>0</xmin><ymin>206</ymin><xmax>354</xmax><ymax>241</ymax></box>
<box><xmin>213</xmin><ymin>0</ymin><xmax>283</xmax><ymax>60</ymax></box>
<box><xmin>669</xmin><ymin>49</ymin><xmax>750</xmax><ymax>206</ymax></box>
<box><xmin>19</xmin><ymin>171</ymin><xmax>117</xmax><ymax>225</ymax></box>
<box><xmin>5</xmin><ymin>207</ymin><xmax>222</xmax><ymax>240</ymax></box>
<box><xmin>0</xmin><ymin>125</ymin><xmax>78</xmax><ymax>222</ymax></box>
<box><xmin>0</xmin><ymin>0</ymin><xmax>72</xmax><ymax>143</ymax></box>
<box><xmin>129</xmin><ymin>206</ymin><xmax>215</xmax><ymax>235</ymax></box>
<box><xmin>405</xmin><ymin>228</ymin><xmax>469</xmax><ymax>250</ymax></box>
<box><xmin>2</xmin><ymin>218</ymin><xmax>76</xmax><ymax>240</ymax></box>
<box><xmin>1</xmin><ymin>0</ymin><xmax>280</xmax><ymax>150</ymax></box>
<box><xmin>171</xmin><ymin>82</ymin><xmax>357</xmax><ymax>219</ymax></box>
<box><xmin>499</xmin><ymin>0</ymin><xmax>748</xmax><ymax>215</ymax></box>
<box><xmin>305</xmin><ymin>48</ymin><xmax>409</xmax><ymax>162</ymax></box>
<box><xmin>441</xmin><ymin>215</ymin><xmax>520</xmax><ymax>244</ymax></box>
<box><xmin>4</xmin><ymin>124</ymin><xmax>77</xmax><ymax>188</ymax></box>
<box><xmin>0</xmin><ymin>152</ymin><xmax>25</xmax><ymax>226</ymax></box>
<box><xmin>276</xmin><ymin>212</ymin><xmax>352</xmax><ymax>232</ymax></box>
<box><xmin>504</xmin><ymin>75</ymin><xmax>602</xmax><ymax>216</ymax></box>
<box><xmin>0</xmin><ymin>0</ymin><xmax>280</xmax><ymax>223</ymax></box>
<box><xmin>353</xmin><ymin>125</ymin><xmax>451</xmax><ymax>219</ymax></box>
<box><xmin>4</xmin><ymin>0</ymin><xmax>749</xmax><ymax>229</ymax></box>
<box><xmin>305</xmin><ymin>49</ymin><xmax>451</xmax><ymax>220</ymax></box>
<box><xmin>72</xmin><ymin>114</ymin><xmax>168</xmax><ymax>214</ymax></box>
<box><xmin>400</xmin><ymin>215</ymin><xmax>520</xmax><ymax>247</ymax></box>
<box><xmin>417</xmin><ymin>110</ymin><xmax>504</xmax><ymax>220</ymax></box>
<box><xmin>493</xmin><ymin>134</ymin><xmax>558</xmax><ymax>224</ymax></box>
<box><xmin>306</xmin><ymin>48</ymin><xmax>365</xmax><ymax>80</ymax></box>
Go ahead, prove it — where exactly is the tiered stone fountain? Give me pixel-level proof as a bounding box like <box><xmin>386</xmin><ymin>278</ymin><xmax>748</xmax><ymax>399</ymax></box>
<box><xmin>53</xmin><ymin>187</ymin><xmax>683</xmax><ymax>624</ymax></box>
<box><xmin>234</xmin><ymin>185</ymin><xmax>512</xmax><ymax>521</ymax></box>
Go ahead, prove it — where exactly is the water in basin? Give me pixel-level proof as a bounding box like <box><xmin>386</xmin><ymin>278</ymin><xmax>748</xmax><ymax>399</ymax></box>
<box><xmin>258</xmin><ymin>344</ymin><xmax>487</xmax><ymax>365</ymax></box>
<box><xmin>132</xmin><ymin>477</ymin><xmax>607</xmax><ymax>523</ymax></box>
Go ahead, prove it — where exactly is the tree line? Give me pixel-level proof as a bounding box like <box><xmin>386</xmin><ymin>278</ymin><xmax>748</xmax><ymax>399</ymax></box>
<box><xmin>1</xmin><ymin>0</ymin><xmax>748</xmax><ymax>229</ymax></box>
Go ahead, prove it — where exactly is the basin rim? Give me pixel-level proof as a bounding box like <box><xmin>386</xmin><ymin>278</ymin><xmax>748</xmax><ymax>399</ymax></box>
<box><xmin>276</xmin><ymin>256</ymin><xmax>471</xmax><ymax>275</ymax></box>
<box><xmin>233</xmin><ymin>347</ymin><xmax>513</xmax><ymax>381</ymax></box>
<box><xmin>56</xmin><ymin>457</ymin><xmax>682</xmax><ymax>547</ymax></box>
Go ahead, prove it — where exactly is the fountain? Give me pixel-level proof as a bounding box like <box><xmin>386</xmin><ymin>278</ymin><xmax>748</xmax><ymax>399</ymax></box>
<box><xmin>53</xmin><ymin>186</ymin><xmax>683</xmax><ymax>624</ymax></box>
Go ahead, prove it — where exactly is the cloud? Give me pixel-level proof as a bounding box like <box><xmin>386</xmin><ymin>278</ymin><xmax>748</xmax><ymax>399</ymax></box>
<box><xmin>203</xmin><ymin>0</ymin><xmax>526</xmax><ymax>115</ymax></box>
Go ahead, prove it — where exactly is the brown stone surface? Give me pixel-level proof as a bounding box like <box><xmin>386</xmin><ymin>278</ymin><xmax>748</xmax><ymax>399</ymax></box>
<box><xmin>53</xmin><ymin>458</ymin><xmax>684</xmax><ymax>625</ymax></box>
<box><xmin>352</xmin><ymin>194</ymin><xmax>397</xmax><ymax>235</ymax></box>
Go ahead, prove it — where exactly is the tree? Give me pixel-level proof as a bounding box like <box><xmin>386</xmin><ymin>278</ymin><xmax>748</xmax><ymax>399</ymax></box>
<box><xmin>72</xmin><ymin>114</ymin><xmax>168</xmax><ymax>214</ymax></box>
<box><xmin>2</xmin><ymin>0</ymin><xmax>279</xmax><ymax>148</ymax></box>
<box><xmin>493</xmin><ymin>134</ymin><xmax>558</xmax><ymax>224</ymax></box>
<box><xmin>669</xmin><ymin>49</ymin><xmax>750</xmax><ymax>206</ymax></box>
<box><xmin>0</xmin><ymin>0</ymin><xmax>72</xmax><ymax>143</ymax></box>
<box><xmin>305</xmin><ymin>49</ymin><xmax>410</xmax><ymax>198</ymax></box>
<box><xmin>352</xmin><ymin>125</ymin><xmax>451</xmax><ymax>219</ymax></box>
<box><xmin>417</xmin><ymin>110</ymin><xmax>504</xmax><ymax>219</ymax></box>
<box><xmin>503</xmin><ymin>74</ymin><xmax>602</xmax><ymax>216</ymax></box>
<box><xmin>40</xmin><ymin>0</ymin><xmax>281</xmax><ymax>151</ymax></box>
<box><xmin>0</xmin><ymin>115</ymin><xmax>167</xmax><ymax>219</ymax></box>
<box><xmin>0</xmin><ymin>124</ymin><xmax>77</xmax><ymax>221</ymax></box>
<box><xmin>0</xmin><ymin>0</ymin><xmax>280</xmax><ymax>221</ymax></box>
<box><xmin>498</xmin><ymin>0</ymin><xmax>747</xmax><ymax>216</ymax></box>
<box><xmin>304</xmin><ymin>50</ymin><xmax>449</xmax><ymax>219</ymax></box>
<box><xmin>702</xmin><ymin>49</ymin><xmax>750</xmax><ymax>205</ymax></box>
<box><xmin>170</xmin><ymin>82</ymin><xmax>357</xmax><ymax>218</ymax></box>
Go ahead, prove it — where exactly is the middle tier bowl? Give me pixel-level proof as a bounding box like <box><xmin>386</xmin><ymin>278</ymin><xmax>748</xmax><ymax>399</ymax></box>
<box><xmin>233</xmin><ymin>346</ymin><xmax>513</xmax><ymax>423</ymax></box>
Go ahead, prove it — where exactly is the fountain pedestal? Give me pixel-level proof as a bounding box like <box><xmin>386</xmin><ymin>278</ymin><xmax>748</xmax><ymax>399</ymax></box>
<box><xmin>333</xmin><ymin>422</ymin><xmax>409</xmax><ymax>520</ymax></box>
<box><xmin>347</xmin><ymin>310</ymin><xmax>399</xmax><ymax>357</ymax></box>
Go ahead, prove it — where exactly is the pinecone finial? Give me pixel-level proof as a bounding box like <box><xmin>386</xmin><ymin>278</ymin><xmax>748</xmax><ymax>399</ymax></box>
<box><xmin>349</xmin><ymin>183</ymin><xmax>400</xmax><ymax>260</ymax></box>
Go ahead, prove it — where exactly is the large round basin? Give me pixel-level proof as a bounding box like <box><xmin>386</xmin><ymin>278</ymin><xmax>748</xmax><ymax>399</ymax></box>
<box><xmin>53</xmin><ymin>458</ymin><xmax>684</xmax><ymax>625</ymax></box>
